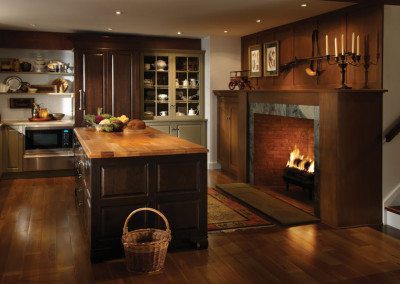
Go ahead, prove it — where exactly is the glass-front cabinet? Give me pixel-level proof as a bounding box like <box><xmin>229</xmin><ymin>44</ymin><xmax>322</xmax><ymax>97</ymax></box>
<box><xmin>141</xmin><ymin>50</ymin><xmax>204</xmax><ymax>120</ymax></box>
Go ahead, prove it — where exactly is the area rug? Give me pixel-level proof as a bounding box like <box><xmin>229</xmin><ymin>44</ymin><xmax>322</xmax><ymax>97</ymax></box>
<box><xmin>208</xmin><ymin>188</ymin><xmax>272</xmax><ymax>231</ymax></box>
<box><xmin>216</xmin><ymin>183</ymin><xmax>319</xmax><ymax>226</ymax></box>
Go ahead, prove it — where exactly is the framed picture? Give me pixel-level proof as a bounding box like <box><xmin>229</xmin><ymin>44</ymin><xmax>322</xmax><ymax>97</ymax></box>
<box><xmin>263</xmin><ymin>41</ymin><xmax>279</xmax><ymax>76</ymax></box>
<box><xmin>248</xmin><ymin>44</ymin><xmax>262</xmax><ymax>77</ymax></box>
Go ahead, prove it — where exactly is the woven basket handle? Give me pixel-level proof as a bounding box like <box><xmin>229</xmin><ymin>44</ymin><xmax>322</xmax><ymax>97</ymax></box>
<box><xmin>122</xmin><ymin>207</ymin><xmax>170</xmax><ymax>235</ymax></box>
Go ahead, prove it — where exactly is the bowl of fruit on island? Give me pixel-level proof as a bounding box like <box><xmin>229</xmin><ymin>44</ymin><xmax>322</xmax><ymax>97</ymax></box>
<box><xmin>84</xmin><ymin>113</ymin><xmax>130</xmax><ymax>132</ymax></box>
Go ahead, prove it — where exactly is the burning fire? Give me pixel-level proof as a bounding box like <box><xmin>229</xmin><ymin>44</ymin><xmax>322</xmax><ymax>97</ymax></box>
<box><xmin>286</xmin><ymin>145</ymin><xmax>315</xmax><ymax>174</ymax></box>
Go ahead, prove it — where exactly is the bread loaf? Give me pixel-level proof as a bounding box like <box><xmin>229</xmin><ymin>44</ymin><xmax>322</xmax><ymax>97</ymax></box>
<box><xmin>127</xmin><ymin>119</ymin><xmax>146</xmax><ymax>130</ymax></box>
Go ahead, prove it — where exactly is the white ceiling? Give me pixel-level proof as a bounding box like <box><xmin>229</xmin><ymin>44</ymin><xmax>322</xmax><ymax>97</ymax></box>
<box><xmin>0</xmin><ymin>0</ymin><xmax>353</xmax><ymax>38</ymax></box>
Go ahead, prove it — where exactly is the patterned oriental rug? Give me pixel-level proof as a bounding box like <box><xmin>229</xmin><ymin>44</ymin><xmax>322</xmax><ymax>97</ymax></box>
<box><xmin>208</xmin><ymin>188</ymin><xmax>273</xmax><ymax>231</ymax></box>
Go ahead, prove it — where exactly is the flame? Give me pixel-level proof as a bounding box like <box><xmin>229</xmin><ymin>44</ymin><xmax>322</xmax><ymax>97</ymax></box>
<box><xmin>286</xmin><ymin>145</ymin><xmax>314</xmax><ymax>174</ymax></box>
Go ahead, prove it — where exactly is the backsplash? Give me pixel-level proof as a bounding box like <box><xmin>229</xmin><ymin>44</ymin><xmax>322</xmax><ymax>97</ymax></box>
<box><xmin>0</xmin><ymin>94</ymin><xmax>74</xmax><ymax>121</ymax></box>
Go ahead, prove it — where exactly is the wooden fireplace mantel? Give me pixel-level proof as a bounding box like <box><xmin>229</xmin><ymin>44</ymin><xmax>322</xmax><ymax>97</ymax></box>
<box><xmin>214</xmin><ymin>89</ymin><xmax>386</xmax><ymax>228</ymax></box>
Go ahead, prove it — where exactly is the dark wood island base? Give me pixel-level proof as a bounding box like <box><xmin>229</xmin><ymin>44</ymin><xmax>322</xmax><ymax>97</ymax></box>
<box><xmin>74</xmin><ymin>127</ymin><xmax>208</xmax><ymax>262</ymax></box>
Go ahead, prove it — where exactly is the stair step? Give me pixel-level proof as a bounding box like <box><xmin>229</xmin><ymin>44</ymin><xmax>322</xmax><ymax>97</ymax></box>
<box><xmin>386</xmin><ymin>206</ymin><xmax>400</xmax><ymax>215</ymax></box>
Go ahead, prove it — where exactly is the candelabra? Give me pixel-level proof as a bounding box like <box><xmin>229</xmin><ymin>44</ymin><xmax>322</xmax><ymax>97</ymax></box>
<box><xmin>327</xmin><ymin>52</ymin><xmax>362</xmax><ymax>89</ymax></box>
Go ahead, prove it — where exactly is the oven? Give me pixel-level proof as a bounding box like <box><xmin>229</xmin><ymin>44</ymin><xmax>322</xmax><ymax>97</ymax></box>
<box><xmin>23</xmin><ymin>126</ymin><xmax>74</xmax><ymax>171</ymax></box>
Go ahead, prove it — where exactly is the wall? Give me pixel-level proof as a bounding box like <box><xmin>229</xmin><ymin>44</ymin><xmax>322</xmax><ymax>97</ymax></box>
<box><xmin>202</xmin><ymin>36</ymin><xmax>241</xmax><ymax>169</ymax></box>
<box><xmin>241</xmin><ymin>4</ymin><xmax>383</xmax><ymax>90</ymax></box>
<box><xmin>383</xmin><ymin>5</ymin><xmax>400</xmax><ymax>208</ymax></box>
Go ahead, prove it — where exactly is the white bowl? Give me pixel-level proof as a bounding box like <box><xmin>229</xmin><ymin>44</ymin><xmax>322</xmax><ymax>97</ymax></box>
<box><xmin>158</xmin><ymin>94</ymin><xmax>168</xmax><ymax>100</ymax></box>
<box><xmin>28</xmin><ymin>87</ymin><xmax>38</xmax><ymax>93</ymax></box>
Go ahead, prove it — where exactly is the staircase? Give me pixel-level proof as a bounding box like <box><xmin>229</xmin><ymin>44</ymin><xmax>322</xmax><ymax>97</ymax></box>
<box><xmin>386</xmin><ymin>206</ymin><xmax>400</xmax><ymax>230</ymax></box>
<box><xmin>383</xmin><ymin>117</ymin><xmax>400</xmax><ymax>230</ymax></box>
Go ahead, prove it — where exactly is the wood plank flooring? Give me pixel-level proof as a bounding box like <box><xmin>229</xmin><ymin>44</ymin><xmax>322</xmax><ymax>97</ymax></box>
<box><xmin>0</xmin><ymin>171</ymin><xmax>400</xmax><ymax>283</ymax></box>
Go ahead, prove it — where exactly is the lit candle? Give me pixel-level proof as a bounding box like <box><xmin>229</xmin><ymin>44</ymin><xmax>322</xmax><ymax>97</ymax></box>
<box><xmin>341</xmin><ymin>34</ymin><xmax>344</xmax><ymax>55</ymax></box>
<box><xmin>351</xmin><ymin>32</ymin><xmax>355</xmax><ymax>54</ymax></box>
<box><xmin>334</xmin><ymin>37</ymin><xmax>338</xmax><ymax>57</ymax></box>
<box><xmin>325</xmin><ymin>35</ymin><xmax>329</xmax><ymax>55</ymax></box>
<box><xmin>357</xmin><ymin>35</ymin><xmax>360</xmax><ymax>55</ymax></box>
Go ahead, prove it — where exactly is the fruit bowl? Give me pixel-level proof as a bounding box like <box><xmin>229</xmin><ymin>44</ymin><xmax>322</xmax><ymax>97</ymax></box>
<box><xmin>85</xmin><ymin>113</ymin><xmax>129</xmax><ymax>132</ymax></box>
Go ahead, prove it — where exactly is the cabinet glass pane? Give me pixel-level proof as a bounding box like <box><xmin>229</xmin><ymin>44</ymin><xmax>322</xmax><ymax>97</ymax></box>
<box><xmin>143</xmin><ymin>55</ymin><xmax>171</xmax><ymax>118</ymax></box>
<box><xmin>175</xmin><ymin>56</ymin><xmax>200</xmax><ymax>116</ymax></box>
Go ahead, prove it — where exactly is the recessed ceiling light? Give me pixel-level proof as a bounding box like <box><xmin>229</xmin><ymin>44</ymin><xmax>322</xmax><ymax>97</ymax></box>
<box><xmin>177</xmin><ymin>31</ymin><xmax>182</xmax><ymax>35</ymax></box>
<box><xmin>30</xmin><ymin>24</ymin><xmax>36</xmax><ymax>27</ymax></box>
<box><xmin>107</xmin><ymin>27</ymin><xmax>113</xmax><ymax>31</ymax></box>
<box><xmin>224</xmin><ymin>30</ymin><xmax>228</xmax><ymax>33</ymax></box>
<box><xmin>301</xmin><ymin>3</ymin><xmax>307</xmax><ymax>7</ymax></box>
<box><xmin>115</xmin><ymin>10</ymin><xmax>122</xmax><ymax>15</ymax></box>
<box><xmin>256</xmin><ymin>19</ymin><xmax>261</xmax><ymax>23</ymax></box>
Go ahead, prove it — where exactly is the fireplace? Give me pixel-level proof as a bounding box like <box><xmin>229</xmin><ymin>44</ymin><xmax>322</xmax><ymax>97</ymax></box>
<box><xmin>249</xmin><ymin>103</ymin><xmax>320</xmax><ymax>214</ymax></box>
<box><xmin>214</xmin><ymin>89</ymin><xmax>384</xmax><ymax>228</ymax></box>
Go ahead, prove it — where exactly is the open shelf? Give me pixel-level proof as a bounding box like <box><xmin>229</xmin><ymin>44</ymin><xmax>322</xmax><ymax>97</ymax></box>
<box><xmin>0</xmin><ymin>92</ymin><xmax>74</xmax><ymax>97</ymax></box>
<box><xmin>0</xmin><ymin>71</ymin><xmax>74</xmax><ymax>75</ymax></box>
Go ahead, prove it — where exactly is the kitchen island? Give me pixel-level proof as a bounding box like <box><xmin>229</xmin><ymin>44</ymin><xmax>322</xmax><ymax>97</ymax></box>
<box><xmin>73</xmin><ymin>127</ymin><xmax>208</xmax><ymax>262</ymax></box>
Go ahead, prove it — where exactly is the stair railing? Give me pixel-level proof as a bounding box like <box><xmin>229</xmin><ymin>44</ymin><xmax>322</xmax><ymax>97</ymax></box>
<box><xmin>385</xmin><ymin>117</ymin><xmax>400</xmax><ymax>143</ymax></box>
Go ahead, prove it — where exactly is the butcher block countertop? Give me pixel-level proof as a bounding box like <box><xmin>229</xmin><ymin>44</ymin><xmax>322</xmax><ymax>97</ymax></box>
<box><xmin>74</xmin><ymin>127</ymin><xmax>208</xmax><ymax>158</ymax></box>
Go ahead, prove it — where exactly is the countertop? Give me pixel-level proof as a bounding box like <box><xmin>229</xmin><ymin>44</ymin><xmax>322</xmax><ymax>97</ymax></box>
<box><xmin>74</xmin><ymin>127</ymin><xmax>208</xmax><ymax>159</ymax></box>
<box><xmin>0</xmin><ymin>120</ymin><xmax>74</xmax><ymax>127</ymax></box>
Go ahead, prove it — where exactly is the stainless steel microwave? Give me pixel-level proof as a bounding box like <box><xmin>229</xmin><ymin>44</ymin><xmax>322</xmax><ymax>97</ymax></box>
<box><xmin>25</xmin><ymin>127</ymin><xmax>73</xmax><ymax>150</ymax></box>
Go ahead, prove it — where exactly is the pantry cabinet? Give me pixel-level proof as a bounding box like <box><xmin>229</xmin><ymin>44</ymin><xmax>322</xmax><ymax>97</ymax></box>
<box><xmin>74</xmin><ymin>48</ymin><xmax>138</xmax><ymax>125</ymax></box>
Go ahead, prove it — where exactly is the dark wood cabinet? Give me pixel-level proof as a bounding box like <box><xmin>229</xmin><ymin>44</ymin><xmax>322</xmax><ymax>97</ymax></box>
<box><xmin>215</xmin><ymin>91</ymin><xmax>247</xmax><ymax>181</ymax></box>
<box><xmin>75</xmin><ymin>49</ymin><xmax>138</xmax><ymax>125</ymax></box>
<box><xmin>106</xmin><ymin>51</ymin><xmax>134</xmax><ymax>117</ymax></box>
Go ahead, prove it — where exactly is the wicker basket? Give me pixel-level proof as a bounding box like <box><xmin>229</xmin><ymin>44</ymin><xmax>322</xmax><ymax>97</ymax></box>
<box><xmin>121</xmin><ymin>207</ymin><xmax>171</xmax><ymax>273</ymax></box>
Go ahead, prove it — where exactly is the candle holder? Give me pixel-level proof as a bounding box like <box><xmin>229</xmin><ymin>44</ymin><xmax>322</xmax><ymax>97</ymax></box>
<box><xmin>363</xmin><ymin>52</ymin><xmax>379</xmax><ymax>89</ymax></box>
<box><xmin>327</xmin><ymin>52</ymin><xmax>362</xmax><ymax>89</ymax></box>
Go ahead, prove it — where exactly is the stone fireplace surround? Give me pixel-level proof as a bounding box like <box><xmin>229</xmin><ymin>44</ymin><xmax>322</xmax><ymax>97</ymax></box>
<box><xmin>213</xmin><ymin>89</ymin><xmax>385</xmax><ymax>228</ymax></box>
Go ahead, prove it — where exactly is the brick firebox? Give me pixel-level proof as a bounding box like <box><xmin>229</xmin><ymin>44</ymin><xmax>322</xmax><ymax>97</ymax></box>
<box><xmin>253</xmin><ymin>113</ymin><xmax>314</xmax><ymax>186</ymax></box>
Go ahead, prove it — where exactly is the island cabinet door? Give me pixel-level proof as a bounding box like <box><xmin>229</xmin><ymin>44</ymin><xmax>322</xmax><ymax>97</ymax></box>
<box><xmin>75</xmin><ymin>49</ymin><xmax>107</xmax><ymax>125</ymax></box>
<box><xmin>154</xmin><ymin>154</ymin><xmax>208</xmax><ymax>248</ymax></box>
<box><xmin>105</xmin><ymin>50</ymin><xmax>137</xmax><ymax>118</ymax></box>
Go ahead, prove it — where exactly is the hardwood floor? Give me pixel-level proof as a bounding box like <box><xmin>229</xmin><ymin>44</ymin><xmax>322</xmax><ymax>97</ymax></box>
<box><xmin>1</xmin><ymin>172</ymin><xmax>400</xmax><ymax>283</ymax></box>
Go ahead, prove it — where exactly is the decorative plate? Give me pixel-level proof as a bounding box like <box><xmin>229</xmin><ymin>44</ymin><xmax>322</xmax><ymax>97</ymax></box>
<box><xmin>4</xmin><ymin>76</ymin><xmax>22</xmax><ymax>92</ymax></box>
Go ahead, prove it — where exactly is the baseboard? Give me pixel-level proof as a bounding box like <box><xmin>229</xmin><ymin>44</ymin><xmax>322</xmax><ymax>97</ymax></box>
<box><xmin>208</xmin><ymin>162</ymin><xmax>221</xmax><ymax>170</ymax></box>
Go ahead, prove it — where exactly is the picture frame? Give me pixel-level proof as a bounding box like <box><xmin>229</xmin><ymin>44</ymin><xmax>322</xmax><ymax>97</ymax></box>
<box><xmin>248</xmin><ymin>44</ymin><xmax>262</xmax><ymax>77</ymax></box>
<box><xmin>263</xmin><ymin>41</ymin><xmax>279</xmax><ymax>77</ymax></box>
